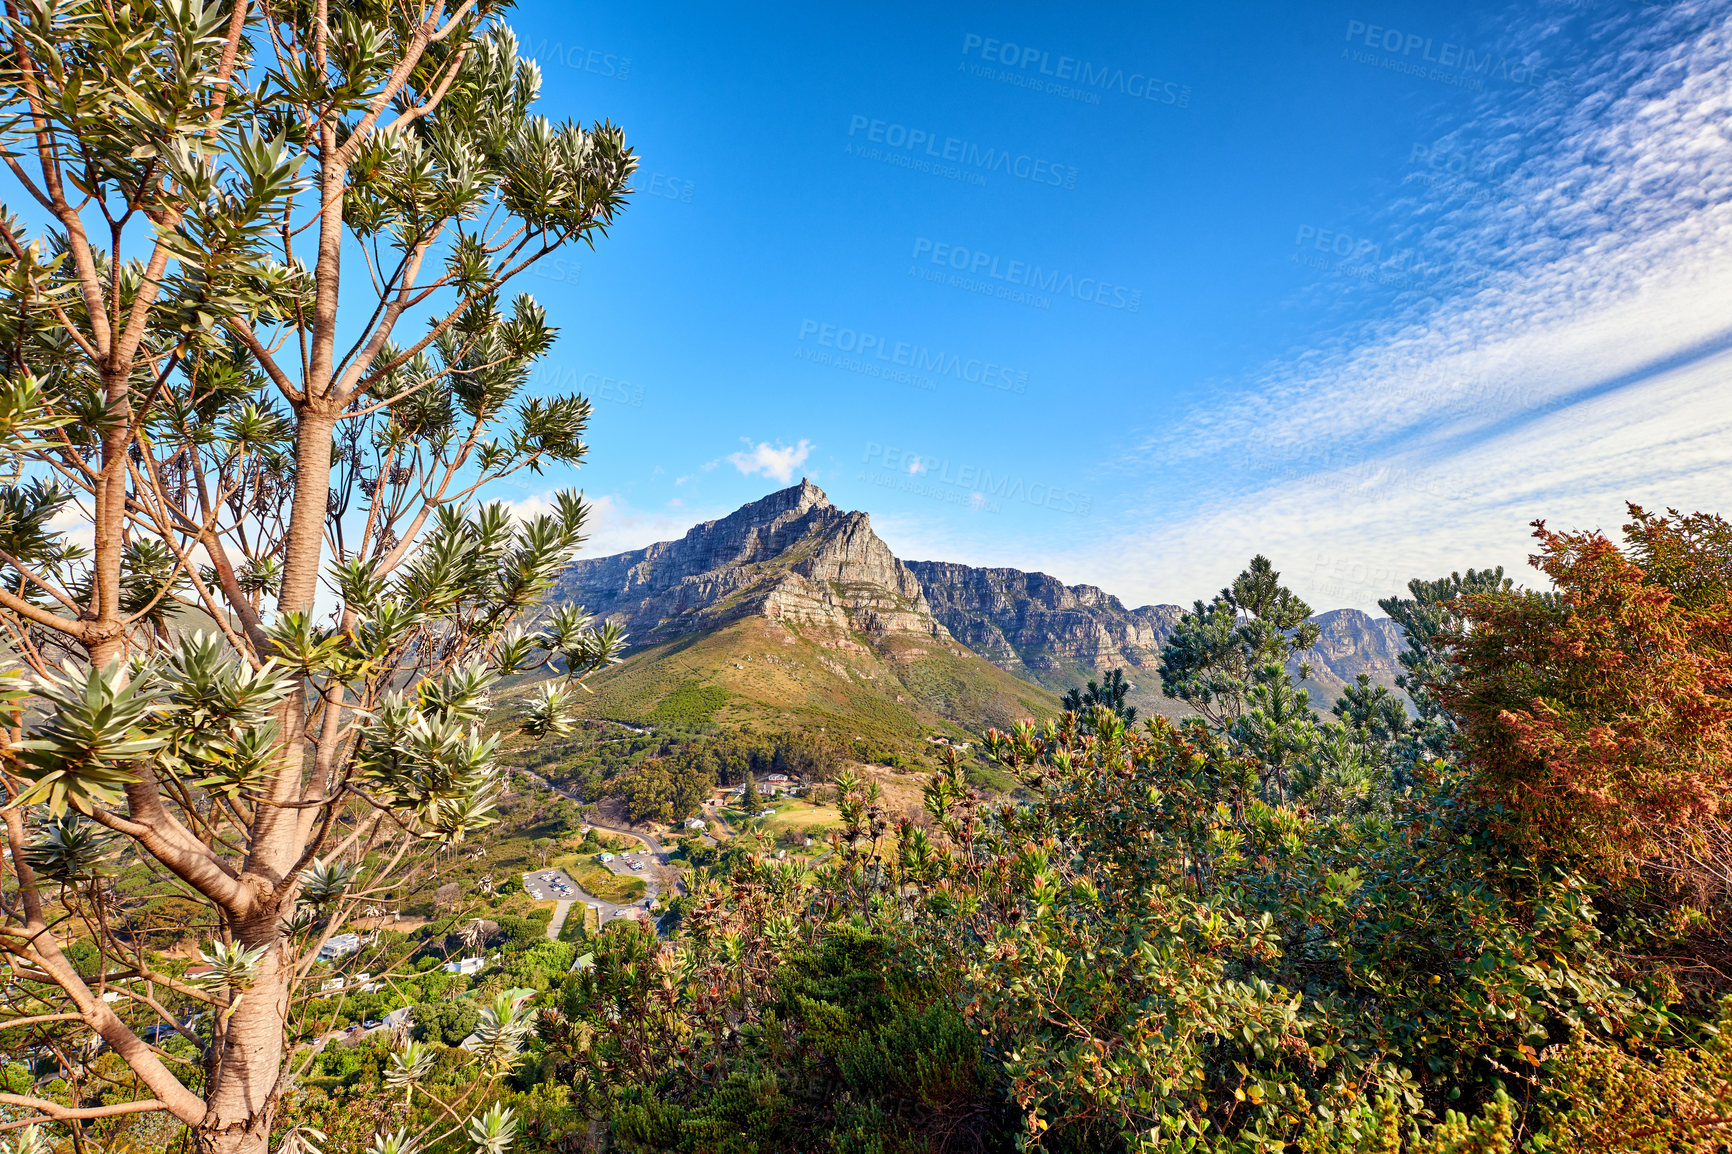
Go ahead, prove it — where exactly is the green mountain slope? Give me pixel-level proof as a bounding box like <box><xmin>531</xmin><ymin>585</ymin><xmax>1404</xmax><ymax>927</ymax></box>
<box><xmin>571</xmin><ymin>614</ymin><xmax>1057</xmax><ymax>744</ymax></box>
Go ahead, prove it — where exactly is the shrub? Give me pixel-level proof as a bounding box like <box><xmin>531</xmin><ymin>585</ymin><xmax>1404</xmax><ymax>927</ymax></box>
<box><xmin>1446</xmin><ymin>508</ymin><xmax>1732</xmax><ymax>881</ymax></box>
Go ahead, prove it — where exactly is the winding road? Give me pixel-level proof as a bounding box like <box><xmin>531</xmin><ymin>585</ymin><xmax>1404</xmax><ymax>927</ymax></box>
<box><xmin>510</xmin><ymin>768</ymin><xmax>679</xmax><ymax>921</ymax></box>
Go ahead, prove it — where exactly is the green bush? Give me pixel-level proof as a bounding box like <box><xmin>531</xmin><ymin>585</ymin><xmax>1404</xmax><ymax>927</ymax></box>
<box><xmin>411</xmin><ymin>1000</ymin><xmax>480</xmax><ymax>1048</ymax></box>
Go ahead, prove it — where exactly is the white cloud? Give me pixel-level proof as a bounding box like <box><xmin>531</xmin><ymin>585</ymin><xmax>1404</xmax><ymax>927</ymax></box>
<box><xmin>726</xmin><ymin>439</ymin><xmax>814</xmax><ymax>484</ymax></box>
<box><xmin>1081</xmin><ymin>3</ymin><xmax>1732</xmax><ymax>613</ymax></box>
<box><xmin>586</xmin><ymin>493</ymin><xmax>750</xmax><ymax>557</ymax></box>
<box><xmin>497</xmin><ymin>492</ymin><xmax>718</xmax><ymax>557</ymax></box>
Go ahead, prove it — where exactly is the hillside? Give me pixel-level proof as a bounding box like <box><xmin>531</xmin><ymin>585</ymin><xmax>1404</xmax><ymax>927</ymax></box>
<box><xmin>572</xmin><ymin>614</ymin><xmax>1056</xmax><ymax>744</ymax></box>
<box><xmin>551</xmin><ymin>482</ymin><xmax>1408</xmax><ymax>735</ymax></box>
<box><xmin>554</xmin><ymin>482</ymin><xmax>1056</xmax><ymax>740</ymax></box>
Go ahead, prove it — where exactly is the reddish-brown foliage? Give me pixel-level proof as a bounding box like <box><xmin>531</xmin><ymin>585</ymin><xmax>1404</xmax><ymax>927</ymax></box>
<box><xmin>1443</xmin><ymin>506</ymin><xmax>1732</xmax><ymax>879</ymax></box>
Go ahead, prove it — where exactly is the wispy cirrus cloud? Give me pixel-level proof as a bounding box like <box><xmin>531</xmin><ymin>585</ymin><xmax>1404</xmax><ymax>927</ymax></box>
<box><xmin>1080</xmin><ymin>1</ymin><xmax>1732</xmax><ymax>613</ymax></box>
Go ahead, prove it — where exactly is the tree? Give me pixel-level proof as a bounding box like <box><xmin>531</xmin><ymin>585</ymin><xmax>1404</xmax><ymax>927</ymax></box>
<box><xmin>614</xmin><ymin>757</ymin><xmax>713</xmax><ymax>825</ymax></box>
<box><xmin>410</xmin><ymin>999</ymin><xmax>480</xmax><ymax>1049</ymax></box>
<box><xmin>1061</xmin><ymin>667</ymin><xmax>1138</xmax><ymax>731</ymax></box>
<box><xmin>1158</xmin><ymin>556</ymin><xmax>1321</xmax><ymax>726</ymax></box>
<box><xmin>740</xmin><ymin>775</ymin><xmax>763</xmax><ymax>814</ymax></box>
<box><xmin>1377</xmin><ymin>568</ymin><xmax>1512</xmax><ymax>760</ymax></box>
<box><xmin>1227</xmin><ymin>669</ymin><xmax>1318</xmax><ymax>802</ymax></box>
<box><xmin>1443</xmin><ymin>510</ymin><xmax>1732</xmax><ymax>884</ymax></box>
<box><xmin>0</xmin><ymin>3</ymin><xmax>633</xmax><ymax>1151</ymax></box>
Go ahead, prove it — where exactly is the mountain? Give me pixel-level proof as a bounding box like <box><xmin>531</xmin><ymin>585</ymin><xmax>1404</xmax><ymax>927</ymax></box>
<box><xmin>906</xmin><ymin>562</ymin><xmax>1407</xmax><ymax>714</ymax></box>
<box><xmin>551</xmin><ymin>482</ymin><xmax>1409</xmax><ymax>737</ymax></box>
<box><xmin>556</xmin><ymin>480</ymin><xmax>944</xmax><ymax>644</ymax></box>
<box><xmin>904</xmin><ymin>561</ymin><xmax>1187</xmax><ymax>715</ymax></box>
<box><xmin>550</xmin><ymin>482</ymin><xmax>1055</xmax><ymax>740</ymax></box>
<box><xmin>1293</xmin><ymin>609</ymin><xmax>1408</xmax><ymax>696</ymax></box>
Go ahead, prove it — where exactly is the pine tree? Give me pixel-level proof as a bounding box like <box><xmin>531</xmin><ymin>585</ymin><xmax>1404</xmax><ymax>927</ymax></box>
<box><xmin>1061</xmin><ymin>667</ymin><xmax>1138</xmax><ymax>731</ymax></box>
<box><xmin>1158</xmin><ymin>556</ymin><xmax>1321</xmax><ymax>726</ymax></box>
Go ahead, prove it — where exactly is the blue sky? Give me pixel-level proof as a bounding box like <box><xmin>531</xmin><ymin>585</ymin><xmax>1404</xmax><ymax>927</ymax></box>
<box><xmin>496</xmin><ymin>0</ymin><xmax>1732</xmax><ymax>612</ymax></box>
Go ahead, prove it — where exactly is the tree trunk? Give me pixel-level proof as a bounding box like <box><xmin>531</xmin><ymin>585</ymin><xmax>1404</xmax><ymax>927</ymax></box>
<box><xmin>196</xmin><ymin>917</ymin><xmax>292</xmax><ymax>1154</ymax></box>
<box><xmin>195</xmin><ymin>1113</ymin><xmax>274</xmax><ymax>1154</ymax></box>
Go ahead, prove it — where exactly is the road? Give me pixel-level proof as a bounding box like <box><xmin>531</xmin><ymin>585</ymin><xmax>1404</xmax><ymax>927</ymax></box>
<box><xmin>523</xmin><ymin>864</ymin><xmax>638</xmax><ymax>929</ymax></box>
<box><xmin>510</xmin><ymin>767</ymin><xmax>668</xmax><ymax>857</ymax></box>
<box><xmin>511</xmin><ymin>767</ymin><xmax>683</xmax><ymax>916</ymax></box>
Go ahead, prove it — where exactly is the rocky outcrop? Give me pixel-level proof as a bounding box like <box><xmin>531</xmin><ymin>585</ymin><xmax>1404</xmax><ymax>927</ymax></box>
<box><xmin>554</xmin><ymin>480</ymin><xmax>948</xmax><ymax>644</ymax></box>
<box><xmin>905</xmin><ymin>562</ymin><xmax>1408</xmax><ymax>701</ymax></box>
<box><xmin>904</xmin><ymin>561</ymin><xmax>1184</xmax><ymax>683</ymax></box>
<box><xmin>1293</xmin><ymin>609</ymin><xmax>1407</xmax><ymax>694</ymax></box>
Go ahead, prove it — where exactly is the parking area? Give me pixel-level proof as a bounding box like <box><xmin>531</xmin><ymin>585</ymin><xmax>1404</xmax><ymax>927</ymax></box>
<box><xmin>522</xmin><ymin>868</ymin><xmax>579</xmax><ymax>902</ymax></box>
<box><xmin>601</xmin><ymin>850</ymin><xmax>655</xmax><ymax>881</ymax></box>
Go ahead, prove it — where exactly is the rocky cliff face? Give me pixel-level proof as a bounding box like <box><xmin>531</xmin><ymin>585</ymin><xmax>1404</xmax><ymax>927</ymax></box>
<box><xmin>1294</xmin><ymin>608</ymin><xmax>1407</xmax><ymax>694</ymax></box>
<box><xmin>905</xmin><ymin>562</ymin><xmax>1408</xmax><ymax>703</ymax></box>
<box><xmin>554</xmin><ymin>483</ymin><xmax>1408</xmax><ymax>707</ymax></box>
<box><xmin>554</xmin><ymin>480</ymin><xmax>948</xmax><ymax>644</ymax></box>
<box><xmin>904</xmin><ymin>561</ymin><xmax>1185</xmax><ymax>685</ymax></box>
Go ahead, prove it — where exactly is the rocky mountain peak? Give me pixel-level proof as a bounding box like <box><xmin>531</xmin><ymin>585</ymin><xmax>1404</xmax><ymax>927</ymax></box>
<box><xmin>554</xmin><ymin>483</ymin><xmax>946</xmax><ymax>645</ymax></box>
<box><xmin>553</xmin><ymin>487</ymin><xmax>1409</xmax><ymax>710</ymax></box>
<box><xmin>734</xmin><ymin>477</ymin><xmax>833</xmax><ymax>521</ymax></box>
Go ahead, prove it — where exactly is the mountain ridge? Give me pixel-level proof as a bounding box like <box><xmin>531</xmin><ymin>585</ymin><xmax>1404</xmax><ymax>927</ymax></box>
<box><xmin>555</xmin><ymin>482</ymin><xmax>1408</xmax><ymax>726</ymax></box>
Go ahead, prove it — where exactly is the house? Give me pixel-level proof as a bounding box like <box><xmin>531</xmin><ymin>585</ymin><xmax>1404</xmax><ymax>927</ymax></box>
<box><xmin>757</xmin><ymin>808</ymin><xmax>776</xmax><ymax>819</ymax></box>
<box><xmin>318</xmin><ymin>933</ymin><xmax>361</xmax><ymax>962</ymax></box>
<box><xmin>764</xmin><ymin>773</ymin><xmax>790</xmax><ymax>783</ymax></box>
<box><xmin>684</xmin><ymin>818</ymin><xmax>706</xmax><ymax>830</ymax></box>
<box><xmin>320</xmin><ymin>977</ymin><xmax>345</xmax><ymax>993</ymax></box>
<box><xmin>598</xmin><ymin>852</ymin><xmax>615</xmax><ymax>863</ymax></box>
<box><xmin>353</xmin><ymin>971</ymin><xmax>381</xmax><ymax>993</ymax></box>
<box><xmin>443</xmin><ymin>956</ymin><xmax>486</xmax><ymax>976</ymax></box>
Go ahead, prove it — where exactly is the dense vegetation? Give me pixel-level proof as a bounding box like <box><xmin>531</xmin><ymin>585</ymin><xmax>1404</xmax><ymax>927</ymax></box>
<box><xmin>0</xmin><ymin>0</ymin><xmax>1721</xmax><ymax>1146</ymax></box>
<box><xmin>512</xmin><ymin>723</ymin><xmax>853</xmax><ymax>823</ymax></box>
<box><xmin>4</xmin><ymin>504</ymin><xmax>1698</xmax><ymax>1153</ymax></box>
<box><xmin>519</xmin><ymin>507</ymin><xmax>1732</xmax><ymax>1153</ymax></box>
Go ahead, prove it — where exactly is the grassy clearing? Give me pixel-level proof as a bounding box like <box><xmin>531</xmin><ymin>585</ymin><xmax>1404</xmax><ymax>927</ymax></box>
<box><xmin>762</xmin><ymin>801</ymin><xmax>840</xmax><ymax>834</ymax></box>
